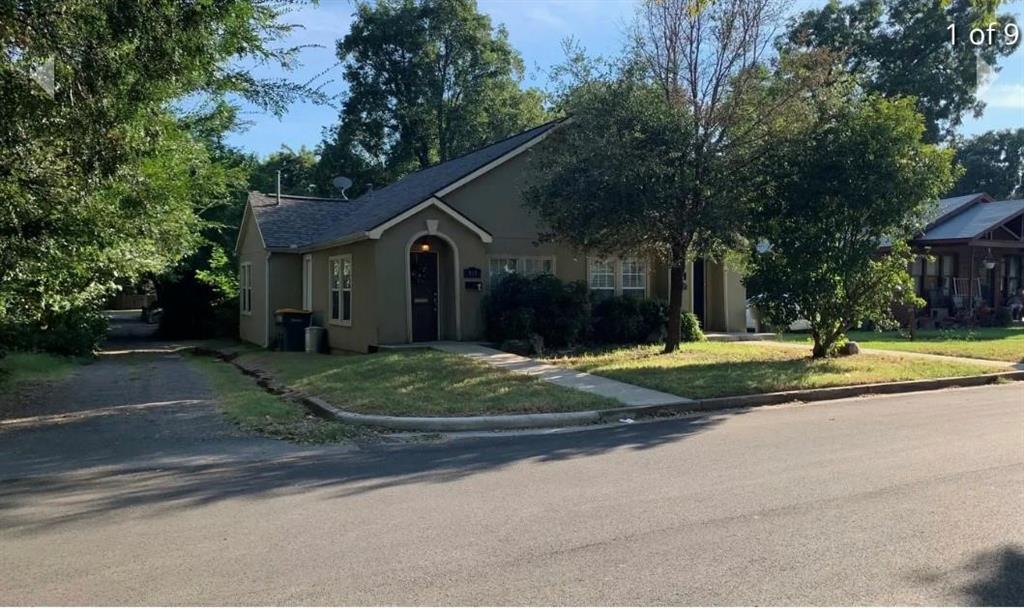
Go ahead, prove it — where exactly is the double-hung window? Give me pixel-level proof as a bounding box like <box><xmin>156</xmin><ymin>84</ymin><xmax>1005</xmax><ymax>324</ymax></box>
<box><xmin>589</xmin><ymin>257</ymin><xmax>649</xmax><ymax>299</ymax></box>
<box><xmin>588</xmin><ymin>259</ymin><xmax>616</xmax><ymax>299</ymax></box>
<box><xmin>329</xmin><ymin>255</ymin><xmax>352</xmax><ymax>325</ymax></box>
<box><xmin>621</xmin><ymin>258</ymin><xmax>648</xmax><ymax>298</ymax></box>
<box><xmin>239</xmin><ymin>262</ymin><xmax>252</xmax><ymax>314</ymax></box>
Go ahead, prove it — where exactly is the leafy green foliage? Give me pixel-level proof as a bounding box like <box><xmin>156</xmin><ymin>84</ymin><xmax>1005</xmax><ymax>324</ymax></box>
<box><xmin>591</xmin><ymin>297</ymin><xmax>669</xmax><ymax>345</ymax></box>
<box><xmin>525</xmin><ymin>78</ymin><xmax>696</xmax><ymax>262</ymax></box>
<box><xmin>0</xmin><ymin>0</ymin><xmax>311</xmax><ymax>353</ymax></box>
<box><xmin>250</xmin><ymin>145</ymin><xmax>321</xmax><ymax>196</ymax></box>
<box><xmin>319</xmin><ymin>0</ymin><xmax>547</xmax><ymax>185</ymax></box>
<box><xmin>530</xmin><ymin>0</ymin><xmax>829</xmax><ymax>353</ymax></box>
<box><xmin>745</xmin><ymin>95</ymin><xmax>956</xmax><ymax>357</ymax></box>
<box><xmin>482</xmin><ymin>274</ymin><xmax>591</xmax><ymax>348</ymax></box>
<box><xmin>952</xmin><ymin>129</ymin><xmax>1024</xmax><ymax>200</ymax></box>
<box><xmin>784</xmin><ymin>0</ymin><xmax>1019</xmax><ymax>143</ymax></box>
<box><xmin>679</xmin><ymin>312</ymin><xmax>705</xmax><ymax>343</ymax></box>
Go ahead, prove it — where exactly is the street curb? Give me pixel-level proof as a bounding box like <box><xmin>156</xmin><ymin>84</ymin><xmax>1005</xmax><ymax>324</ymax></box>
<box><xmin>196</xmin><ymin>347</ymin><xmax>1024</xmax><ymax>432</ymax></box>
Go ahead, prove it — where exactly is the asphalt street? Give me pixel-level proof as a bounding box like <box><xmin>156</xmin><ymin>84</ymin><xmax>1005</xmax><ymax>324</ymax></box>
<box><xmin>0</xmin><ymin>333</ymin><xmax>1021</xmax><ymax>605</ymax></box>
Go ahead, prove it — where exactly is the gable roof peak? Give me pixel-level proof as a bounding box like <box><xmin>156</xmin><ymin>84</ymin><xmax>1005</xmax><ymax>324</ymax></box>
<box><xmin>246</xmin><ymin>118</ymin><xmax>565</xmax><ymax>250</ymax></box>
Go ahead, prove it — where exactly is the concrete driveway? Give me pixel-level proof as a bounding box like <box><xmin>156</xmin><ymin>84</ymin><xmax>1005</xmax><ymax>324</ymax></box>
<box><xmin>0</xmin><ymin>319</ymin><xmax>1021</xmax><ymax>605</ymax></box>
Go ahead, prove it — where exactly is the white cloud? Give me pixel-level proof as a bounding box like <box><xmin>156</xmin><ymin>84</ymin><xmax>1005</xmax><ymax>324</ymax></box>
<box><xmin>981</xmin><ymin>83</ymin><xmax>1024</xmax><ymax>109</ymax></box>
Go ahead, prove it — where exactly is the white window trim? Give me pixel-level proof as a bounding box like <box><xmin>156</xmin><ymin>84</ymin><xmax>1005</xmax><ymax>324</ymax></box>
<box><xmin>302</xmin><ymin>254</ymin><xmax>313</xmax><ymax>311</ymax></box>
<box><xmin>328</xmin><ymin>254</ymin><xmax>353</xmax><ymax>327</ymax></box>
<box><xmin>587</xmin><ymin>257</ymin><xmax>650</xmax><ymax>297</ymax></box>
<box><xmin>366</xmin><ymin>197</ymin><xmax>493</xmax><ymax>243</ymax></box>
<box><xmin>239</xmin><ymin>262</ymin><xmax>253</xmax><ymax>316</ymax></box>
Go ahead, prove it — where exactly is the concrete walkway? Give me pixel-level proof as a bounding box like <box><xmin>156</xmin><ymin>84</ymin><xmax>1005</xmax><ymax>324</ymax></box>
<box><xmin>430</xmin><ymin>342</ymin><xmax>692</xmax><ymax>406</ymax></box>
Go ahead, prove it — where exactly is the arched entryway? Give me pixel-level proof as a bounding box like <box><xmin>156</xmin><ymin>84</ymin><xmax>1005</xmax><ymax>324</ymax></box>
<box><xmin>407</xmin><ymin>234</ymin><xmax>459</xmax><ymax>342</ymax></box>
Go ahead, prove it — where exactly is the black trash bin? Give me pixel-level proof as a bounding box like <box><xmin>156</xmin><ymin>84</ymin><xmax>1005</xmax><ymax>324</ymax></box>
<box><xmin>275</xmin><ymin>308</ymin><xmax>312</xmax><ymax>351</ymax></box>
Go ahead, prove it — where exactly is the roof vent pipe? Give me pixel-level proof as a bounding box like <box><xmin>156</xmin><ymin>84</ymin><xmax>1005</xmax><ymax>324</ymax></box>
<box><xmin>276</xmin><ymin>170</ymin><xmax>281</xmax><ymax>205</ymax></box>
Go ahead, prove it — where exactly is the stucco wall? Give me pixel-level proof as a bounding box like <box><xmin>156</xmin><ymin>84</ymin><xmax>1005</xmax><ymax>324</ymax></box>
<box><xmin>443</xmin><ymin>153</ymin><xmax>588</xmax><ymax>287</ymax></box>
<box><xmin>308</xmin><ymin>240</ymin><xmax>378</xmax><ymax>353</ymax></box>
<box><xmin>443</xmin><ymin>149</ymin><xmax>751</xmax><ymax>331</ymax></box>
<box><xmin>651</xmin><ymin>260</ymin><xmax>694</xmax><ymax>313</ymax></box>
<box><xmin>269</xmin><ymin>254</ymin><xmax>302</xmax><ymax>314</ymax></box>
<box><xmin>237</xmin><ymin>211</ymin><xmax>269</xmax><ymax>346</ymax></box>
<box><xmin>723</xmin><ymin>265</ymin><xmax>747</xmax><ymax>332</ymax></box>
<box><xmin>373</xmin><ymin>206</ymin><xmax>488</xmax><ymax>344</ymax></box>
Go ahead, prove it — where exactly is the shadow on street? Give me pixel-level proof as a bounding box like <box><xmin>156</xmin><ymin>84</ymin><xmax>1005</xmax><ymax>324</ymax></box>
<box><xmin>962</xmin><ymin>545</ymin><xmax>1024</xmax><ymax>606</ymax></box>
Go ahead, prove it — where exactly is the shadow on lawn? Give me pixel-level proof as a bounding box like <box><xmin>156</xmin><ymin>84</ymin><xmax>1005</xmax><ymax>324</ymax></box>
<box><xmin>0</xmin><ymin>408</ymin><xmax>735</xmax><ymax>535</ymax></box>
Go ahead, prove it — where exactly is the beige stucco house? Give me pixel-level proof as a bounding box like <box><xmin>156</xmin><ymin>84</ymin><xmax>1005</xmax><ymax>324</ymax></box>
<box><xmin>236</xmin><ymin>119</ymin><xmax>747</xmax><ymax>352</ymax></box>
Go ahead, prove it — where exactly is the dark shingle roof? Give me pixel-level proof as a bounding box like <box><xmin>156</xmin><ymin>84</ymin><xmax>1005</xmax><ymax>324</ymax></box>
<box><xmin>248</xmin><ymin>119</ymin><xmax>562</xmax><ymax>250</ymax></box>
<box><xmin>249</xmin><ymin>193</ymin><xmax>354</xmax><ymax>249</ymax></box>
<box><xmin>926</xmin><ymin>192</ymin><xmax>990</xmax><ymax>229</ymax></box>
<box><xmin>918</xmin><ymin>198</ymin><xmax>1024</xmax><ymax>242</ymax></box>
<box><xmin>879</xmin><ymin>192</ymin><xmax>992</xmax><ymax>249</ymax></box>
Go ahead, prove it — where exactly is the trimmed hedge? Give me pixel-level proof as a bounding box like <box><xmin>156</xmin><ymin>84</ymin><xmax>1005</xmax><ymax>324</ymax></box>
<box><xmin>482</xmin><ymin>274</ymin><xmax>591</xmax><ymax>348</ymax></box>
<box><xmin>484</xmin><ymin>274</ymin><xmax>706</xmax><ymax>348</ymax></box>
<box><xmin>591</xmin><ymin>296</ymin><xmax>667</xmax><ymax>344</ymax></box>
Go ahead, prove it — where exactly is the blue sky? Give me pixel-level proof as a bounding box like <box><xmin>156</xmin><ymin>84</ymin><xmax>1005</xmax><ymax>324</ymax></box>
<box><xmin>229</xmin><ymin>0</ymin><xmax>1024</xmax><ymax>158</ymax></box>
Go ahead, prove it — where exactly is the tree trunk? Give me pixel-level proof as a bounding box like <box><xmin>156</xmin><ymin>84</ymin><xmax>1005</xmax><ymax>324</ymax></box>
<box><xmin>665</xmin><ymin>254</ymin><xmax>687</xmax><ymax>354</ymax></box>
<box><xmin>811</xmin><ymin>337</ymin><xmax>829</xmax><ymax>359</ymax></box>
<box><xmin>811</xmin><ymin>325</ymin><xmax>844</xmax><ymax>358</ymax></box>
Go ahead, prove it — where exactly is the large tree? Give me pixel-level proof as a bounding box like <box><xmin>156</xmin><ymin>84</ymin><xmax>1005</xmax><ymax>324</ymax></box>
<box><xmin>320</xmin><ymin>0</ymin><xmax>546</xmax><ymax>183</ymax></box>
<box><xmin>251</xmin><ymin>146</ymin><xmax>321</xmax><ymax>196</ymax></box>
<box><xmin>0</xmin><ymin>0</ymin><xmax>312</xmax><ymax>353</ymax></box>
<box><xmin>524</xmin><ymin>77</ymin><xmax>695</xmax><ymax>304</ymax></box>
<box><xmin>952</xmin><ymin>129</ymin><xmax>1024</xmax><ymax>200</ymax></box>
<box><xmin>784</xmin><ymin>0</ymin><xmax>1018</xmax><ymax>143</ymax></box>
<box><xmin>528</xmin><ymin>0</ymin><xmax>826</xmax><ymax>352</ymax></box>
<box><xmin>745</xmin><ymin>95</ymin><xmax>956</xmax><ymax>358</ymax></box>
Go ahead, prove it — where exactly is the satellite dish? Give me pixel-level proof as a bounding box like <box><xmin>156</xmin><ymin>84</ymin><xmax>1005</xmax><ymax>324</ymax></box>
<box><xmin>331</xmin><ymin>176</ymin><xmax>353</xmax><ymax>200</ymax></box>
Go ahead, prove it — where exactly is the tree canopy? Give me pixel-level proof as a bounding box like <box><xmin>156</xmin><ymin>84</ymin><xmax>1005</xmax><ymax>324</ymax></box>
<box><xmin>524</xmin><ymin>77</ymin><xmax>696</xmax><ymax>261</ymax></box>
<box><xmin>529</xmin><ymin>0</ymin><xmax>827</xmax><ymax>351</ymax></box>
<box><xmin>952</xmin><ymin>129</ymin><xmax>1024</xmax><ymax>200</ymax></box>
<box><xmin>250</xmin><ymin>146</ymin><xmax>321</xmax><ymax>196</ymax></box>
<box><xmin>784</xmin><ymin>0</ymin><xmax>1019</xmax><ymax>143</ymax></box>
<box><xmin>745</xmin><ymin>94</ymin><xmax>957</xmax><ymax>357</ymax></box>
<box><xmin>0</xmin><ymin>0</ymin><xmax>311</xmax><ymax>353</ymax></box>
<box><xmin>319</xmin><ymin>0</ymin><xmax>547</xmax><ymax>186</ymax></box>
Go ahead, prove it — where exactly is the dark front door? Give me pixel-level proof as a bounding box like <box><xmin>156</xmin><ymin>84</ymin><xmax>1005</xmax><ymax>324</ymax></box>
<box><xmin>410</xmin><ymin>251</ymin><xmax>439</xmax><ymax>341</ymax></box>
<box><xmin>692</xmin><ymin>258</ymin><xmax>705</xmax><ymax>326</ymax></box>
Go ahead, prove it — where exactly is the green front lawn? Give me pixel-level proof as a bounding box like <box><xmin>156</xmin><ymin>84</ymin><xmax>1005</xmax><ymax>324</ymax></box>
<box><xmin>545</xmin><ymin>342</ymin><xmax>1005</xmax><ymax>400</ymax></box>
<box><xmin>0</xmin><ymin>352</ymin><xmax>87</xmax><ymax>389</ymax></box>
<box><xmin>190</xmin><ymin>355</ymin><xmax>364</xmax><ymax>443</ymax></box>
<box><xmin>777</xmin><ymin>327</ymin><xmax>1024</xmax><ymax>363</ymax></box>
<box><xmin>231</xmin><ymin>349</ymin><xmax>615</xmax><ymax>416</ymax></box>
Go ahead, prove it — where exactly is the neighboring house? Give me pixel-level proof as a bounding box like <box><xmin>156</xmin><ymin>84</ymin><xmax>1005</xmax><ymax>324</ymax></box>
<box><xmin>236</xmin><ymin>119</ymin><xmax>747</xmax><ymax>352</ymax></box>
<box><xmin>882</xmin><ymin>193</ymin><xmax>1024</xmax><ymax>320</ymax></box>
